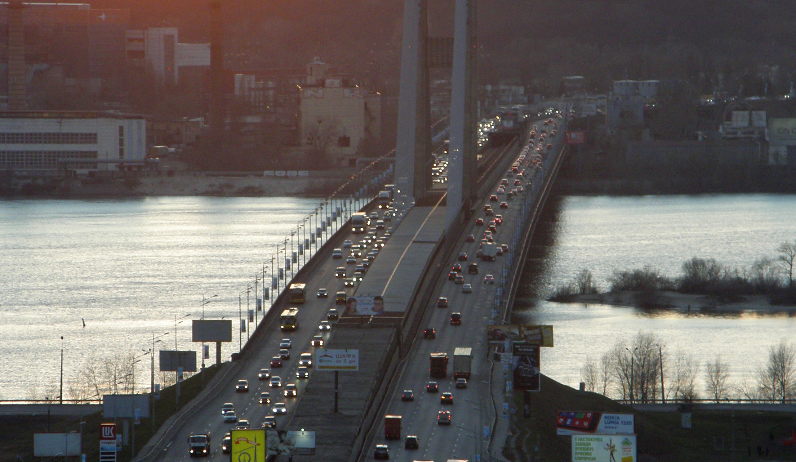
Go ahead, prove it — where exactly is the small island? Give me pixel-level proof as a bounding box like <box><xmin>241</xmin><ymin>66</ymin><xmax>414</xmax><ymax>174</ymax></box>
<box><xmin>550</xmin><ymin>251</ymin><xmax>796</xmax><ymax>314</ymax></box>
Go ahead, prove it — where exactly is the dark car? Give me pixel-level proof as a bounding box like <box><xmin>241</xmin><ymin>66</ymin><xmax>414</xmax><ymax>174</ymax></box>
<box><xmin>405</xmin><ymin>435</ymin><xmax>419</xmax><ymax>449</ymax></box>
<box><xmin>426</xmin><ymin>381</ymin><xmax>439</xmax><ymax>392</ymax></box>
<box><xmin>501</xmin><ymin>243</ymin><xmax>509</xmax><ymax>252</ymax></box>
<box><xmin>317</xmin><ymin>288</ymin><xmax>328</xmax><ymax>298</ymax></box>
<box><xmin>450</xmin><ymin>312</ymin><xmax>462</xmax><ymax>325</ymax></box>
<box><xmin>475</xmin><ymin>217</ymin><xmax>484</xmax><ymax>225</ymax></box>
<box><xmin>452</xmin><ymin>263</ymin><xmax>462</xmax><ymax>272</ymax></box>
<box><xmin>499</xmin><ymin>201</ymin><xmax>509</xmax><ymax>209</ymax></box>
<box><xmin>374</xmin><ymin>445</ymin><xmax>389</xmax><ymax>460</ymax></box>
<box><xmin>454</xmin><ymin>274</ymin><xmax>465</xmax><ymax>284</ymax></box>
<box><xmin>424</xmin><ymin>327</ymin><xmax>436</xmax><ymax>339</ymax></box>
<box><xmin>401</xmin><ymin>389</ymin><xmax>414</xmax><ymax>401</ymax></box>
<box><xmin>457</xmin><ymin>252</ymin><xmax>468</xmax><ymax>261</ymax></box>
<box><xmin>437</xmin><ymin>410</ymin><xmax>451</xmax><ymax>425</ymax></box>
<box><xmin>465</xmin><ymin>234</ymin><xmax>475</xmax><ymax>242</ymax></box>
<box><xmin>270</xmin><ymin>356</ymin><xmax>283</xmax><ymax>368</ymax></box>
<box><xmin>488</xmin><ymin>224</ymin><xmax>497</xmax><ymax>233</ymax></box>
<box><xmin>437</xmin><ymin>296</ymin><xmax>448</xmax><ymax>308</ymax></box>
<box><xmin>441</xmin><ymin>392</ymin><xmax>454</xmax><ymax>404</ymax></box>
<box><xmin>489</xmin><ymin>194</ymin><xmax>498</xmax><ymax>202</ymax></box>
<box><xmin>495</xmin><ymin>215</ymin><xmax>503</xmax><ymax>225</ymax></box>
<box><xmin>335</xmin><ymin>291</ymin><xmax>347</xmax><ymax>305</ymax></box>
<box><xmin>448</xmin><ymin>271</ymin><xmax>458</xmax><ymax>281</ymax></box>
<box><xmin>327</xmin><ymin>309</ymin><xmax>339</xmax><ymax>321</ymax></box>
<box><xmin>485</xmin><ymin>207</ymin><xmax>494</xmax><ymax>216</ymax></box>
<box><xmin>468</xmin><ymin>262</ymin><xmax>478</xmax><ymax>274</ymax></box>
<box><xmin>222</xmin><ymin>433</ymin><xmax>232</xmax><ymax>454</ymax></box>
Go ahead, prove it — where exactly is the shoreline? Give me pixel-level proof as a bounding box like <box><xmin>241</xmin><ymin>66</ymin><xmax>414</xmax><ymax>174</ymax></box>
<box><xmin>552</xmin><ymin>290</ymin><xmax>796</xmax><ymax>315</ymax></box>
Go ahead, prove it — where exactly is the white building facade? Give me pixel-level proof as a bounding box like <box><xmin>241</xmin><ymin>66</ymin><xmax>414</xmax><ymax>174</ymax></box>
<box><xmin>0</xmin><ymin>111</ymin><xmax>147</xmax><ymax>176</ymax></box>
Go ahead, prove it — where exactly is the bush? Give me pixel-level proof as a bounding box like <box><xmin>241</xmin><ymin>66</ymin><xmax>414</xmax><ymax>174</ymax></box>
<box><xmin>609</xmin><ymin>266</ymin><xmax>673</xmax><ymax>292</ymax></box>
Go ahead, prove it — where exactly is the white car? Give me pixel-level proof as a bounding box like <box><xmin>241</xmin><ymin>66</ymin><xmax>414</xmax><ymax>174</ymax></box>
<box><xmin>272</xmin><ymin>402</ymin><xmax>287</xmax><ymax>414</ymax></box>
<box><xmin>279</xmin><ymin>338</ymin><xmax>292</xmax><ymax>349</ymax></box>
<box><xmin>343</xmin><ymin>239</ymin><xmax>353</xmax><ymax>248</ymax></box>
<box><xmin>332</xmin><ymin>248</ymin><xmax>342</xmax><ymax>259</ymax></box>
<box><xmin>299</xmin><ymin>353</ymin><xmax>313</xmax><ymax>367</ymax></box>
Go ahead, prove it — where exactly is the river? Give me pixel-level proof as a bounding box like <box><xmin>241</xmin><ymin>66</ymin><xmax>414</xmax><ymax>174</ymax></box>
<box><xmin>1</xmin><ymin>194</ymin><xmax>794</xmax><ymax>401</ymax></box>
<box><xmin>515</xmin><ymin>193</ymin><xmax>796</xmax><ymax>397</ymax></box>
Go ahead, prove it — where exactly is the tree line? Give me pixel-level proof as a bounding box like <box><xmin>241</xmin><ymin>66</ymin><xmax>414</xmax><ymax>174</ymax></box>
<box><xmin>553</xmin><ymin>239</ymin><xmax>796</xmax><ymax>304</ymax></box>
<box><xmin>580</xmin><ymin>332</ymin><xmax>796</xmax><ymax>404</ymax></box>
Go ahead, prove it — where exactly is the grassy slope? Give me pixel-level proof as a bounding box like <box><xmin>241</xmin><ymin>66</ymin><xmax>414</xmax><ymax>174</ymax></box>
<box><xmin>510</xmin><ymin>375</ymin><xmax>796</xmax><ymax>462</ymax></box>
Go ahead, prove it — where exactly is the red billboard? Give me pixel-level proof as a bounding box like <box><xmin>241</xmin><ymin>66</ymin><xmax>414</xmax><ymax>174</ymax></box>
<box><xmin>565</xmin><ymin>131</ymin><xmax>586</xmax><ymax>144</ymax></box>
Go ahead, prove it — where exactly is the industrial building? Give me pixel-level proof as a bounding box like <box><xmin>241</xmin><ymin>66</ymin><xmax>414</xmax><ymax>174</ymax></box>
<box><xmin>0</xmin><ymin>111</ymin><xmax>147</xmax><ymax>176</ymax></box>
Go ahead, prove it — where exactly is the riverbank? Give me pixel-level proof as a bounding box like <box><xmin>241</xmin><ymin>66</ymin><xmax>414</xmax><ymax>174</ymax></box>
<box><xmin>1</xmin><ymin>169</ymin><xmax>350</xmax><ymax>198</ymax></box>
<box><xmin>552</xmin><ymin>290</ymin><xmax>796</xmax><ymax>314</ymax></box>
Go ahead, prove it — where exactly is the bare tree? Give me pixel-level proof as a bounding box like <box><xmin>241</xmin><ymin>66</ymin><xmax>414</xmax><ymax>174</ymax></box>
<box><xmin>575</xmin><ymin>269</ymin><xmax>598</xmax><ymax>295</ymax></box>
<box><xmin>610</xmin><ymin>332</ymin><xmax>664</xmax><ymax>403</ymax></box>
<box><xmin>304</xmin><ymin>118</ymin><xmax>340</xmax><ymax>168</ymax></box>
<box><xmin>777</xmin><ymin>240</ymin><xmax>796</xmax><ymax>288</ymax></box>
<box><xmin>750</xmin><ymin>256</ymin><xmax>781</xmax><ymax>292</ymax></box>
<box><xmin>668</xmin><ymin>349</ymin><xmax>700</xmax><ymax>402</ymax></box>
<box><xmin>756</xmin><ymin>340</ymin><xmax>796</xmax><ymax>403</ymax></box>
<box><xmin>581</xmin><ymin>356</ymin><xmax>599</xmax><ymax>393</ymax></box>
<box><xmin>704</xmin><ymin>355</ymin><xmax>731</xmax><ymax>402</ymax></box>
<box><xmin>599</xmin><ymin>351</ymin><xmax>614</xmax><ymax>396</ymax></box>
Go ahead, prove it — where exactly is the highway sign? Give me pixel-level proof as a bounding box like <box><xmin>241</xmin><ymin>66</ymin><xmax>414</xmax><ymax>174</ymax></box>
<box><xmin>565</xmin><ymin>131</ymin><xmax>586</xmax><ymax>144</ymax></box>
<box><xmin>316</xmin><ymin>349</ymin><xmax>359</xmax><ymax>371</ymax></box>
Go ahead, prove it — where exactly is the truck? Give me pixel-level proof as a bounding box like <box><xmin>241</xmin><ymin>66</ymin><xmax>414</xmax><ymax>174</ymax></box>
<box><xmin>378</xmin><ymin>190</ymin><xmax>392</xmax><ymax>208</ymax></box>
<box><xmin>384</xmin><ymin>415</ymin><xmax>401</xmax><ymax>439</ymax></box>
<box><xmin>351</xmin><ymin>212</ymin><xmax>368</xmax><ymax>233</ymax></box>
<box><xmin>453</xmin><ymin>347</ymin><xmax>473</xmax><ymax>380</ymax></box>
<box><xmin>481</xmin><ymin>242</ymin><xmax>497</xmax><ymax>261</ymax></box>
<box><xmin>429</xmin><ymin>352</ymin><xmax>449</xmax><ymax>378</ymax></box>
<box><xmin>188</xmin><ymin>433</ymin><xmax>211</xmax><ymax>457</ymax></box>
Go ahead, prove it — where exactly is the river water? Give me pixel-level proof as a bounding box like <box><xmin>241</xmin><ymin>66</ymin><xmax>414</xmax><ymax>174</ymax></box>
<box><xmin>516</xmin><ymin>194</ymin><xmax>796</xmax><ymax>397</ymax></box>
<box><xmin>1</xmin><ymin>194</ymin><xmax>794</xmax><ymax>401</ymax></box>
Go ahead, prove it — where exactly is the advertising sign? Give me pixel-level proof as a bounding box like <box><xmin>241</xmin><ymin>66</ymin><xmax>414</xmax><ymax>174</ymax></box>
<box><xmin>230</xmin><ymin>429</ymin><xmax>266</xmax><ymax>462</ymax></box>
<box><xmin>192</xmin><ymin>320</ymin><xmax>232</xmax><ymax>343</ymax></box>
<box><xmin>487</xmin><ymin>325</ymin><xmax>554</xmax><ymax>347</ymax></box>
<box><xmin>348</xmin><ymin>295</ymin><xmax>386</xmax><ymax>316</ymax></box>
<box><xmin>99</xmin><ymin>423</ymin><xmax>117</xmax><ymax>462</ymax></box>
<box><xmin>556</xmin><ymin>412</ymin><xmax>634</xmax><ymax>435</ymax></box>
<box><xmin>731</xmin><ymin>110</ymin><xmax>750</xmax><ymax>127</ymax></box>
<box><xmin>751</xmin><ymin>110</ymin><xmax>767</xmax><ymax>127</ymax></box>
<box><xmin>103</xmin><ymin>394</ymin><xmax>150</xmax><ymax>419</ymax></box>
<box><xmin>34</xmin><ymin>433</ymin><xmax>82</xmax><ymax>457</ymax></box>
<box><xmin>316</xmin><ymin>349</ymin><xmax>359</xmax><ymax>371</ymax></box>
<box><xmin>565</xmin><ymin>131</ymin><xmax>586</xmax><ymax>144</ymax></box>
<box><xmin>572</xmin><ymin>435</ymin><xmax>636</xmax><ymax>462</ymax></box>
<box><xmin>769</xmin><ymin>118</ymin><xmax>796</xmax><ymax>145</ymax></box>
<box><xmin>100</xmin><ymin>423</ymin><xmax>116</xmax><ymax>440</ymax></box>
<box><xmin>512</xmin><ymin>343</ymin><xmax>540</xmax><ymax>391</ymax></box>
<box><xmin>159</xmin><ymin>350</ymin><xmax>197</xmax><ymax>372</ymax></box>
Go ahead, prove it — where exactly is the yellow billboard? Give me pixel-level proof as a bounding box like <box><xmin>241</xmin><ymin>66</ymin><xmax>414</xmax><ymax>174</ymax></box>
<box><xmin>487</xmin><ymin>325</ymin><xmax>554</xmax><ymax>347</ymax></box>
<box><xmin>230</xmin><ymin>429</ymin><xmax>267</xmax><ymax>462</ymax></box>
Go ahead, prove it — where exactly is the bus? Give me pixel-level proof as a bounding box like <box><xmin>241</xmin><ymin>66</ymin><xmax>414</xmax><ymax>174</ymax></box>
<box><xmin>280</xmin><ymin>308</ymin><xmax>299</xmax><ymax>331</ymax></box>
<box><xmin>351</xmin><ymin>212</ymin><xmax>368</xmax><ymax>233</ymax></box>
<box><xmin>288</xmin><ymin>283</ymin><xmax>306</xmax><ymax>304</ymax></box>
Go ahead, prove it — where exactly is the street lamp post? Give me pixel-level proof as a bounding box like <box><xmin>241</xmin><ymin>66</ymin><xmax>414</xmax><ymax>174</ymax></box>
<box><xmin>626</xmin><ymin>347</ymin><xmax>638</xmax><ymax>404</ymax></box>
<box><xmin>201</xmin><ymin>294</ymin><xmax>218</xmax><ymax>371</ymax></box>
<box><xmin>655</xmin><ymin>343</ymin><xmax>665</xmax><ymax>404</ymax></box>
<box><xmin>59</xmin><ymin>336</ymin><xmax>64</xmax><ymax>404</ymax></box>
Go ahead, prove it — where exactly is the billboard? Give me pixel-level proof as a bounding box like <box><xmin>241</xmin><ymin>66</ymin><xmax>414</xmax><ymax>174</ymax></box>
<box><xmin>347</xmin><ymin>295</ymin><xmax>386</xmax><ymax>316</ymax></box>
<box><xmin>192</xmin><ymin>319</ymin><xmax>232</xmax><ymax>342</ymax></box>
<box><xmin>487</xmin><ymin>325</ymin><xmax>554</xmax><ymax>347</ymax></box>
<box><xmin>565</xmin><ymin>131</ymin><xmax>586</xmax><ymax>144</ymax></box>
<box><xmin>769</xmin><ymin>118</ymin><xmax>796</xmax><ymax>145</ymax></box>
<box><xmin>34</xmin><ymin>433</ymin><xmax>82</xmax><ymax>457</ymax></box>
<box><xmin>751</xmin><ymin>110</ymin><xmax>767</xmax><ymax>127</ymax></box>
<box><xmin>731</xmin><ymin>110</ymin><xmax>750</xmax><ymax>127</ymax></box>
<box><xmin>159</xmin><ymin>350</ymin><xmax>197</xmax><ymax>372</ymax></box>
<box><xmin>572</xmin><ymin>435</ymin><xmax>637</xmax><ymax>462</ymax></box>
<box><xmin>103</xmin><ymin>394</ymin><xmax>150</xmax><ymax>419</ymax></box>
<box><xmin>316</xmin><ymin>349</ymin><xmax>359</xmax><ymax>371</ymax></box>
<box><xmin>286</xmin><ymin>430</ymin><xmax>316</xmax><ymax>455</ymax></box>
<box><xmin>512</xmin><ymin>343</ymin><xmax>540</xmax><ymax>391</ymax></box>
<box><xmin>556</xmin><ymin>412</ymin><xmax>635</xmax><ymax>435</ymax></box>
<box><xmin>230</xmin><ymin>429</ymin><xmax>267</xmax><ymax>462</ymax></box>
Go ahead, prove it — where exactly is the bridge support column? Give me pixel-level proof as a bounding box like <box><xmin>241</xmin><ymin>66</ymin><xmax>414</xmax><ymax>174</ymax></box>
<box><xmin>395</xmin><ymin>0</ymin><xmax>431</xmax><ymax>207</ymax></box>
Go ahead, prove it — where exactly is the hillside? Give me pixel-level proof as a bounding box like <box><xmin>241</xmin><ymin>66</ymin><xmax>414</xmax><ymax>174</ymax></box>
<box><xmin>514</xmin><ymin>375</ymin><xmax>796</xmax><ymax>461</ymax></box>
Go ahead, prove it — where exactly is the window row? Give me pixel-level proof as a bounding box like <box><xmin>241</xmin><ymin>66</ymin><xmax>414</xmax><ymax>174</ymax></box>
<box><xmin>0</xmin><ymin>132</ymin><xmax>98</xmax><ymax>145</ymax></box>
<box><xmin>0</xmin><ymin>151</ymin><xmax>98</xmax><ymax>169</ymax></box>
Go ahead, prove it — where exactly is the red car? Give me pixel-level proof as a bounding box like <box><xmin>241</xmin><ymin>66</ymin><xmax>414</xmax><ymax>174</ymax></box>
<box><xmin>270</xmin><ymin>357</ymin><xmax>283</xmax><ymax>368</ymax></box>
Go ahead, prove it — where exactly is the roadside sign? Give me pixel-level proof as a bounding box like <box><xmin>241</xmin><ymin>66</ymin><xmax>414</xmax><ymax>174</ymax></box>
<box><xmin>316</xmin><ymin>349</ymin><xmax>359</xmax><ymax>371</ymax></box>
<box><xmin>230</xmin><ymin>429</ymin><xmax>266</xmax><ymax>462</ymax></box>
<box><xmin>565</xmin><ymin>131</ymin><xmax>586</xmax><ymax>144</ymax></box>
<box><xmin>100</xmin><ymin>423</ymin><xmax>116</xmax><ymax>440</ymax></box>
<box><xmin>556</xmin><ymin>412</ymin><xmax>634</xmax><ymax>435</ymax></box>
<box><xmin>572</xmin><ymin>435</ymin><xmax>636</xmax><ymax>462</ymax></box>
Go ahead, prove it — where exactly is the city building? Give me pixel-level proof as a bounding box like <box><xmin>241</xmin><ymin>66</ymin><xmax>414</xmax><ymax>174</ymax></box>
<box><xmin>125</xmin><ymin>27</ymin><xmax>210</xmax><ymax>87</ymax></box>
<box><xmin>0</xmin><ymin>2</ymin><xmax>129</xmax><ymax>105</ymax></box>
<box><xmin>0</xmin><ymin>111</ymin><xmax>147</xmax><ymax>176</ymax></box>
<box><xmin>298</xmin><ymin>58</ymin><xmax>381</xmax><ymax>166</ymax></box>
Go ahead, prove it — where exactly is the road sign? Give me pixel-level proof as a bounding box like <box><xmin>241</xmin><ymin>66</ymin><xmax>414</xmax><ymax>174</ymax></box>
<box><xmin>316</xmin><ymin>349</ymin><xmax>359</xmax><ymax>371</ymax></box>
